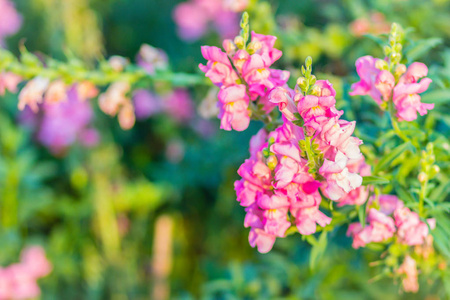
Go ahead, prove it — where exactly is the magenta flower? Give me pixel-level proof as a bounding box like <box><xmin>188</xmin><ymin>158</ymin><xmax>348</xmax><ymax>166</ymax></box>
<box><xmin>393</xmin><ymin>63</ymin><xmax>434</xmax><ymax>121</ymax></box>
<box><xmin>0</xmin><ymin>246</ymin><xmax>52</xmax><ymax>300</ymax></box>
<box><xmin>293</xmin><ymin>206</ymin><xmax>331</xmax><ymax>235</ymax></box>
<box><xmin>20</xmin><ymin>86</ymin><xmax>99</xmax><ymax>155</ymax></box>
<box><xmin>349</xmin><ymin>56</ymin><xmax>383</xmax><ymax>104</ymax></box>
<box><xmin>199</xmin><ymin>46</ymin><xmax>239</xmax><ymax>87</ymax></box>
<box><xmin>0</xmin><ymin>0</ymin><xmax>22</xmax><ymax>46</ymax></box>
<box><xmin>396</xmin><ymin>256</ymin><xmax>419</xmax><ymax>293</ymax></box>
<box><xmin>394</xmin><ymin>207</ymin><xmax>436</xmax><ymax>246</ymax></box>
<box><xmin>173</xmin><ymin>0</ymin><xmax>239</xmax><ymax>41</ymax></box>
<box><xmin>132</xmin><ymin>89</ymin><xmax>162</xmax><ymax>120</ymax></box>
<box><xmin>217</xmin><ymin>84</ymin><xmax>250</xmax><ymax>131</ymax></box>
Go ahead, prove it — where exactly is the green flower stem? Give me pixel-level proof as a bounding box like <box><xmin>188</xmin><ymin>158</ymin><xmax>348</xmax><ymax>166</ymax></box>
<box><xmin>418</xmin><ymin>178</ymin><xmax>428</xmax><ymax>217</ymax></box>
<box><xmin>1</xmin><ymin>56</ymin><xmax>209</xmax><ymax>88</ymax></box>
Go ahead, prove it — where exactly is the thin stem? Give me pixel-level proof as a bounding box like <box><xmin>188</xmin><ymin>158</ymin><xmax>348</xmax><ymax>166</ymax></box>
<box><xmin>418</xmin><ymin>178</ymin><xmax>428</xmax><ymax>217</ymax></box>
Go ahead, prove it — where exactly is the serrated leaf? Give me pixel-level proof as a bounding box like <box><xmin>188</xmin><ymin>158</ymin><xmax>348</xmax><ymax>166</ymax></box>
<box><xmin>374</xmin><ymin>142</ymin><xmax>414</xmax><ymax>173</ymax></box>
<box><xmin>362</xmin><ymin>176</ymin><xmax>390</xmax><ymax>186</ymax></box>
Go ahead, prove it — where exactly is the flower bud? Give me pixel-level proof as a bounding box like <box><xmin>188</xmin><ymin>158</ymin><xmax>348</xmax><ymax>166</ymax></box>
<box><xmin>234</xmin><ymin>36</ymin><xmax>245</xmax><ymax>49</ymax></box>
<box><xmin>247</xmin><ymin>40</ymin><xmax>261</xmax><ymax>54</ymax></box>
<box><xmin>267</xmin><ymin>155</ymin><xmax>278</xmax><ymax>170</ymax></box>
<box><xmin>375</xmin><ymin>59</ymin><xmax>388</xmax><ymax>70</ymax></box>
<box><xmin>418</xmin><ymin>172</ymin><xmax>427</xmax><ymax>183</ymax></box>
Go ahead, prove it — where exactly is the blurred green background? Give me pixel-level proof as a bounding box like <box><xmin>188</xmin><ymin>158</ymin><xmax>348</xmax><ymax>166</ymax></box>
<box><xmin>1</xmin><ymin>0</ymin><xmax>449</xmax><ymax>299</ymax></box>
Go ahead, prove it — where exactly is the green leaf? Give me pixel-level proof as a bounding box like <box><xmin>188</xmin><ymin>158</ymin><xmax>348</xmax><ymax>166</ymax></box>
<box><xmin>363</xmin><ymin>34</ymin><xmax>386</xmax><ymax>47</ymax></box>
<box><xmin>374</xmin><ymin>142</ymin><xmax>414</xmax><ymax>173</ymax></box>
<box><xmin>358</xmin><ymin>197</ymin><xmax>370</xmax><ymax>228</ymax></box>
<box><xmin>421</xmin><ymin>89</ymin><xmax>450</xmax><ymax>106</ymax></box>
<box><xmin>309</xmin><ymin>230</ymin><xmax>328</xmax><ymax>270</ymax></box>
<box><xmin>362</xmin><ymin>176</ymin><xmax>390</xmax><ymax>186</ymax></box>
<box><xmin>405</xmin><ymin>38</ymin><xmax>443</xmax><ymax>62</ymax></box>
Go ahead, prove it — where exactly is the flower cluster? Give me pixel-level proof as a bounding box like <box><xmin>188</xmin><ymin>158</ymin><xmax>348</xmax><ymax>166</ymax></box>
<box><xmin>231</xmin><ymin>56</ymin><xmax>364</xmax><ymax>252</ymax></box>
<box><xmin>347</xmin><ymin>195</ymin><xmax>436</xmax><ymax>293</ymax></box>
<box><xmin>173</xmin><ymin>0</ymin><xmax>246</xmax><ymax>41</ymax></box>
<box><xmin>199</xmin><ymin>21</ymin><xmax>289</xmax><ymax>131</ymax></box>
<box><xmin>349</xmin><ymin>24</ymin><xmax>434</xmax><ymax>121</ymax></box>
<box><xmin>20</xmin><ymin>85</ymin><xmax>99</xmax><ymax>155</ymax></box>
<box><xmin>0</xmin><ymin>246</ymin><xmax>52</xmax><ymax>300</ymax></box>
<box><xmin>347</xmin><ymin>195</ymin><xmax>435</xmax><ymax>249</ymax></box>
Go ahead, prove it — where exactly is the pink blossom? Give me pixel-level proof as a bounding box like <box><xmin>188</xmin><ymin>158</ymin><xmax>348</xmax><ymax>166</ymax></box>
<box><xmin>349</xmin><ymin>56</ymin><xmax>382</xmax><ymax>104</ymax></box>
<box><xmin>396</xmin><ymin>256</ymin><xmax>419</xmax><ymax>293</ymax></box>
<box><xmin>250</xmin><ymin>32</ymin><xmax>282</xmax><ymax>66</ymax></box>
<box><xmin>375</xmin><ymin>70</ymin><xmax>395</xmax><ymax>101</ymax></box>
<box><xmin>0</xmin><ymin>72</ymin><xmax>21</xmax><ymax>95</ymax></box>
<box><xmin>223</xmin><ymin>0</ymin><xmax>249</xmax><ymax>12</ymax></box>
<box><xmin>0</xmin><ymin>246</ymin><xmax>52</xmax><ymax>300</ymax></box>
<box><xmin>132</xmin><ymin>89</ymin><xmax>162</xmax><ymax>120</ymax></box>
<box><xmin>199</xmin><ymin>46</ymin><xmax>239</xmax><ymax>87</ymax></box>
<box><xmin>393</xmin><ymin>63</ymin><xmax>433</xmax><ymax>121</ymax></box>
<box><xmin>217</xmin><ymin>85</ymin><xmax>250</xmax><ymax>131</ymax></box>
<box><xmin>394</xmin><ymin>207</ymin><xmax>435</xmax><ymax>245</ymax></box>
<box><xmin>173</xmin><ymin>0</ymin><xmax>239</xmax><ymax>41</ymax></box>
<box><xmin>18</xmin><ymin>77</ymin><xmax>50</xmax><ymax>113</ymax></box>
<box><xmin>0</xmin><ymin>0</ymin><xmax>22</xmax><ymax>45</ymax></box>
<box><xmin>136</xmin><ymin>44</ymin><xmax>168</xmax><ymax>74</ymax></box>
<box><xmin>98</xmin><ymin>82</ymin><xmax>130</xmax><ymax>116</ymax></box>
<box><xmin>338</xmin><ymin>156</ymin><xmax>371</xmax><ymax>206</ymax></box>
<box><xmin>20</xmin><ymin>246</ymin><xmax>52</xmax><ymax>279</ymax></box>
<box><xmin>37</xmin><ymin>86</ymin><xmax>98</xmax><ymax>154</ymax></box>
<box><xmin>319</xmin><ymin>152</ymin><xmax>362</xmax><ymax>201</ymax></box>
<box><xmin>44</xmin><ymin>80</ymin><xmax>67</xmax><ymax>104</ymax></box>
<box><xmin>162</xmin><ymin>89</ymin><xmax>194</xmax><ymax>122</ymax></box>
<box><xmin>366</xmin><ymin>208</ymin><xmax>396</xmax><ymax>242</ymax></box>
<box><xmin>293</xmin><ymin>206</ymin><xmax>331</xmax><ymax>235</ymax></box>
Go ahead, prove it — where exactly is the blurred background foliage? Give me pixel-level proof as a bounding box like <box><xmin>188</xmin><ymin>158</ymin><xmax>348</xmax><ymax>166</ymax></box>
<box><xmin>0</xmin><ymin>0</ymin><xmax>449</xmax><ymax>299</ymax></box>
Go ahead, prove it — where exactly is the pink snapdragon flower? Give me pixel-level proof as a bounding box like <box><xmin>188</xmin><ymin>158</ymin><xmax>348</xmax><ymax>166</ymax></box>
<box><xmin>136</xmin><ymin>44</ymin><xmax>168</xmax><ymax>74</ymax></box>
<box><xmin>173</xmin><ymin>0</ymin><xmax>239</xmax><ymax>41</ymax></box>
<box><xmin>162</xmin><ymin>89</ymin><xmax>195</xmax><ymax>123</ymax></box>
<box><xmin>200</xmin><ymin>31</ymin><xmax>289</xmax><ymax>132</ymax></box>
<box><xmin>37</xmin><ymin>86</ymin><xmax>98</xmax><ymax>154</ymax></box>
<box><xmin>350</xmin><ymin>56</ymin><xmax>434</xmax><ymax>121</ymax></box>
<box><xmin>392</xmin><ymin>63</ymin><xmax>434</xmax><ymax>121</ymax></box>
<box><xmin>396</xmin><ymin>255</ymin><xmax>419</xmax><ymax>293</ymax></box>
<box><xmin>18</xmin><ymin>77</ymin><xmax>50</xmax><ymax>113</ymax></box>
<box><xmin>346</xmin><ymin>208</ymin><xmax>395</xmax><ymax>249</ymax></box>
<box><xmin>0</xmin><ymin>72</ymin><xmax>21</xmax><ymax>95</ymax></box>
<box><xmin>132</xmin><ymin>89</ymin><xmax>162</xmax><ymax>120</ymax></box>
<box><xmin>0</xmin><ymin>246</ymin><xmax>52</xmax><ymax>300</ymax></box>
<box><xmin>0</xmin><ymin>0</ymin><xmax>22</xmax><ymax>46</ymax></box>
<box><xmin>394</xmin><ymin>206</ymin><xmax>436</xmax><ymax>246</ymax></box>
<box><xmin>217</xmin><ymin>85</ymin><xmax>250</xmax><ymax>131</ymax></box>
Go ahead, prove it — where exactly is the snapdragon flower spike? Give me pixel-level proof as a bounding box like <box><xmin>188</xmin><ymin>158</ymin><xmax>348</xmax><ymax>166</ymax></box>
<box><xmin>199</xmin><ymin>29</ymin><xmax>290</xmax><ymax>131</ymax></box>
<box><xmin>347</xmin><ymin>195</ymin><xmax>436</xmax><ymax>248</ymax></box>
<box><xmin>349</xmin><ymin>27</ymin><xmax>434</xmax><ymax>121</ymax></box>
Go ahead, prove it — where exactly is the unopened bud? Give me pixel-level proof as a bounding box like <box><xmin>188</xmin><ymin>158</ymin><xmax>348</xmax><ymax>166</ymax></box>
<box><xmin>223</xmin><ymin>39</ymin><xmax>236</xmax><ymax>54</ymax></box>
<box><xmin>383</xmin><ymin>46</ymin><xmax>392</xmax><ymax>56</ymax></box>
<box><xmin>247</xmin><ymin>40</ymin><xmax>261</xmax><ymax>54</ymax></box>
<box><xmin>375</xmin><ymin>59</ymin><xmax>388</xmax><ymax>70</ymax></box>
<box><xmin>305</xmin><ymin>56</ymin><xmax>313</xmax><ymax>68</ymax></box>
<box><xmin>395</xmin><ymin>64</ymin><xmax>406</xmax><ymax>77</ymax></box>
<box><xmin>394</xmin><ymin>43</ymin><xmax>402</xmax><ymax>53</ymax></box>
<box><xmin>418</xmin><ymin>172</ymin><xmax>428</xmax><ymax>183</ymax></box>
<box><xmin>267</xmin><ymin>155</ymin><xmax>278</xmax><ymax>170</ymax></box>
<box><xmin>309</xmin><ymin>75</ymin><xmax>317</xmax><ymax>85</ymax></box>
<box><xmin>296</xmin><ymin>77</ymin><xmax>306</xmax><ymax>86</ymax></box>
<box><xmin>429</xmin><ymin>165</ymin><xmax>440</xmax><ymax>178</ymax></box>
<box><xmin>310</xmin><ymin>85</ymin><xmax>321</xmax><ymax>96</ymax></box>
<box><xmin>234</xmin><ymin>36</ymin><xmax>245</xmax><ymax>49</ymax></box>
